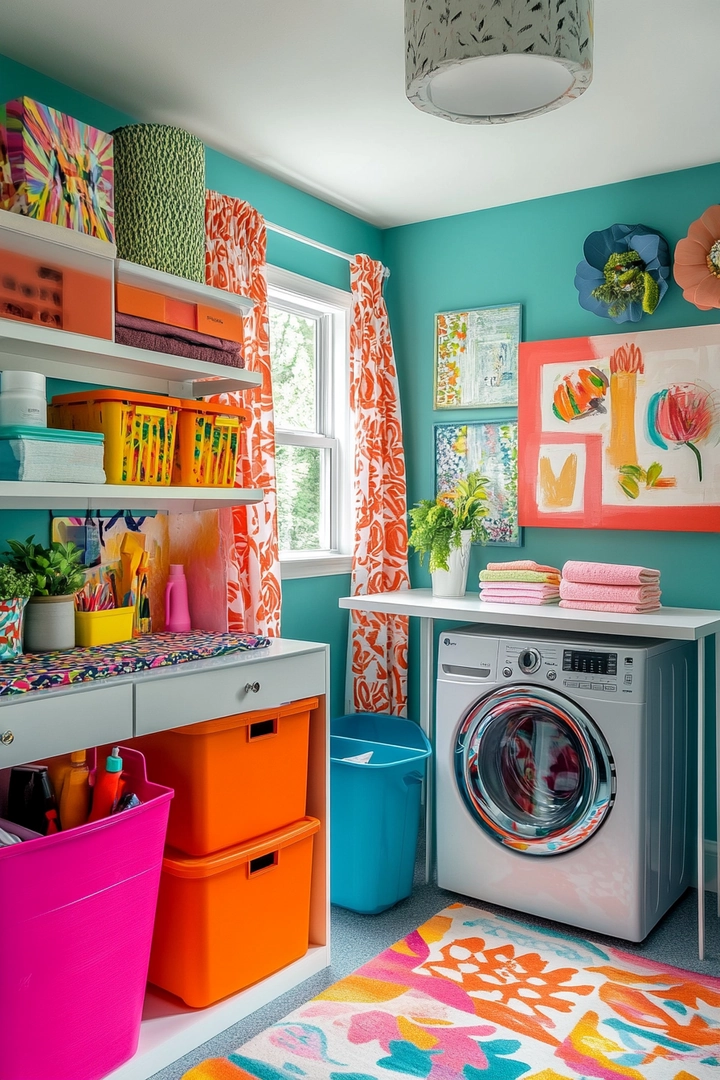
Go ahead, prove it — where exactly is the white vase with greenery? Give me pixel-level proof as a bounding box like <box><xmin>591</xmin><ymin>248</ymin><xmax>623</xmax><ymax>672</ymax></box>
<box><xmin>408</xmin><ymin>472</ymin><xmax>490</xmax><ymax>599</ymax></box>
<box><xmin>4</xmin><ymin>536</ymin><xmax>85</xmax><ymax>652</ymax></box>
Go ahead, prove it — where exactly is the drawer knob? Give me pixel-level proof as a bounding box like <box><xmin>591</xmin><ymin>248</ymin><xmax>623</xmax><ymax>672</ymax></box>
<box><xmin>1</xmin><ymin>730</ymin><xmax>14</xmax><ymax>746</ymax></box>
<box><xmin>245</xmin><ymin>681</ymin><xmax>261</xmax><ymax>694</ymax></box>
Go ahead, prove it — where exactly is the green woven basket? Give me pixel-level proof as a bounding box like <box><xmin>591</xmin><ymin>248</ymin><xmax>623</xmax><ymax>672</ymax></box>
<box><xmin>111</xmin><ymin>124</ymin><xmax>205</xmax><ymax>282</ymax></box>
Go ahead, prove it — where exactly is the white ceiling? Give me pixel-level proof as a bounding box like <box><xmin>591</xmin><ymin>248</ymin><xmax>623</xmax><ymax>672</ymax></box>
<box><xmin>1</xmin><ymin>0</ymin><xmax>720</xmax><ymax>228</ymax></box>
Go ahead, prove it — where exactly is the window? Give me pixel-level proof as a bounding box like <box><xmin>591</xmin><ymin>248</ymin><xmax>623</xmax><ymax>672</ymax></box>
<box><xmin>267</xmin><ymin>265</ymin><xmax>352</xmax><ymax>579</ymax></box>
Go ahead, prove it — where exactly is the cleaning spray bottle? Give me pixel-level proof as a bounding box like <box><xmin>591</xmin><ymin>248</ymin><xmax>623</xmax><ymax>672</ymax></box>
<box><xmin>59</xmin><ymin>750</ymin><xmax>91</xmax><ymax>830</ymax></box>
<box><xmin>88</xmin><ymin>747</ymin><xmax>124</xmax><ymax>822</ymax></box>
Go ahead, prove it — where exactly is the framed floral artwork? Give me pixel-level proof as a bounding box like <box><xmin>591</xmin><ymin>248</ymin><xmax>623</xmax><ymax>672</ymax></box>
<box><xmin>436</xmin><ymin>420</ymin><xmax>522</xmax><ymax>546</ymax></box>
<box><xmin>434</xmin><ymin>303</ymin><xmax>521</xmax><ymax>409</ymax></box>
<box><xmin>518</xmin><ymin>323</ymin><xmax>720</xmax><ymax>531</ymax></box>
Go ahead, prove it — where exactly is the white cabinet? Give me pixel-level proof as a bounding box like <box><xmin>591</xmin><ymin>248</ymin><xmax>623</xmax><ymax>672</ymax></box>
<box><xmin>0</xmin><ymin>682</ymin><xmax>133</xmax><ymax>768</ymax></box>
<box><xmin>134</xmin><ymin>645</ymin><xmax>326</xmax><ymax>735</ymax></box>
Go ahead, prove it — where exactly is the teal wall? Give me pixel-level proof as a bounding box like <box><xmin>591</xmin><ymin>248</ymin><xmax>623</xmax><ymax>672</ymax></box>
<box><xmin>0</xmin><ymin>52</ymin><xmax>385</xmax><ymax>720</ymax></box>
<box><xmin>383</xmin><ymin>164</ymin><xmax>720</xmax><ymax>833</ymax></box>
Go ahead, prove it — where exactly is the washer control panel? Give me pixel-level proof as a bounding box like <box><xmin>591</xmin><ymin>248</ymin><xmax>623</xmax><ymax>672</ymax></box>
<box><xmin>438</xmin><ymin>629</ymin><xmax>647</xmax><ymax>701</ymax></box>
<box><xmin>497</xmin><ymin>640</ymin><xmax>643</xmax><ymax>700</ymax></box>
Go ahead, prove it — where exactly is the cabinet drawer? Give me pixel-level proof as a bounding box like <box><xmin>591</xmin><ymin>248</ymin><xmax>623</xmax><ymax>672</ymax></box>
<box><xmin>0</xmin><ymin>683</ymin><xmax>133</xmax><ymax>769</ymax></box>
<box><xmin>134</xmin><ymin>650</ymin><xmax>326</xmax><ymax>736</ymax></box>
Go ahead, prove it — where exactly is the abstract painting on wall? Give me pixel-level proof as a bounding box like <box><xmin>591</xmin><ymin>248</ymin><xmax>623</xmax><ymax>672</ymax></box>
<box><xmin>0</xmin><ymin>97</ymin><xmax>114</xmax><ymax>242</ymax></box>
<box><xmin>518</xmin><ymin>324</ymin><xmax>720</xmax><ymax>531</ymax></box>
<box><xmin>434</xmin><ymin>303</ymin><xmax>521</xmax><ymax>409</ymax></box>
<box><xmin>436</xmin><ymin>420</ymin><xmax>521</xmax><ymax>545</ymax></box>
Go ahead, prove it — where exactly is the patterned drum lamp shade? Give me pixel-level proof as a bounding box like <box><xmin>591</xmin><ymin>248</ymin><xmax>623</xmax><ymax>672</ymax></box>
<box><xmin>405</xmin><ymin>0</ymin><xmax>593</xmax><ymax>124</ymax></box>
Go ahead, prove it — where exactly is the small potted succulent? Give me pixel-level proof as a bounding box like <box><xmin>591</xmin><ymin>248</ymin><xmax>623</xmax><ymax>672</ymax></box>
<box><xmin>0</xmin><ymin>564</ymin><xmax>34</xmax><ymax>660</ymax></box>
<box><xmin>408</xmin><ymin>471</ymin><xmax>490</xmax><ymax>597</ymax></box>
<box><xmin>4</xmin><ymin>536</ymin><xmax>85</xmax><ymax>652</ymax></box>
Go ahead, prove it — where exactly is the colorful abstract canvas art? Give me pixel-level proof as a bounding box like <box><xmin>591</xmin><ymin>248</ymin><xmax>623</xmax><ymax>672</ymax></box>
<box><xmin>436</xmin><ymin>420</ymin><xmax>521</xmax><ymax>545</ymax></box>
<box><xmin>0</xmin><ymin>97</ymin><xmax>114</xmax><ymax>242</ymax></box>
<box><xmin>519</xmin><ymin>323</ymin><xmax>720</xmax><ymax>531</ymax></box>
<box><xmin>434</xmin><ymin>304</ymin><xmax>521</xmax><ymax>408</ymax></box>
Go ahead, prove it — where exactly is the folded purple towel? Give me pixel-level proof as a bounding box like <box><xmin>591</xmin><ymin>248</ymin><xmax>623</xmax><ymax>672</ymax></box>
<box><xmin>115</xmin><ymin>325</ymin><xmax>245</xmax><ymax>368</ymax></box>
<box><xmin>115</xmin><ymin>312</ymin><xmax>243</xmax><ymax>354</ymax></box>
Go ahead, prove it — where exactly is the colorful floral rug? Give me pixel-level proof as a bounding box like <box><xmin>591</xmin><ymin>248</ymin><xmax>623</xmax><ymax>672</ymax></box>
<box><xmin>182</xmin><ymin>903</ymin><xmax>720</xmax><ymax>1080</ymax></box>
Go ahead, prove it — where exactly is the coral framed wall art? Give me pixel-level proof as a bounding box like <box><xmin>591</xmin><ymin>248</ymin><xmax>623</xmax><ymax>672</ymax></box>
<box><xmin>436</xmin><ymin>420</ymin><xmax>522</xmax><ymax>546</ymax></box>
<box><xmin>518</xmin><ymin>323</ymin><xmax>720</xmax><ymax>531</ymax></box>
<box><xmin>434</xmin><ymin>303</ymin><xmax>521</xmax><ymax>409</ymax></box>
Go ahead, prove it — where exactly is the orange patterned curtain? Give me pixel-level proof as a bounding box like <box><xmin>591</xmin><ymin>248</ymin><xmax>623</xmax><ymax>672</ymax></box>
<box><xmin>205</xmin><ymin>191</ymin><xmax>281</xmax><ymax>636</ymax></box>
<box><xmin>348</xmin><ymin>255</ymin><xmax>410</xmax><ymax>716</ymax></box>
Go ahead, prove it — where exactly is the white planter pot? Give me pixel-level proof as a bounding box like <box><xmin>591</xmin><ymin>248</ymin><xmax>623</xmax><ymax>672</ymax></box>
<box><xmin>431</xmin><ymin>530</ymin><xmax>472</xmax><ymax>598</ymax></box>
<box><xmin>24</xmin><ymin>595</ymin><xmax>76</xmax><ymax>653</ymax></box>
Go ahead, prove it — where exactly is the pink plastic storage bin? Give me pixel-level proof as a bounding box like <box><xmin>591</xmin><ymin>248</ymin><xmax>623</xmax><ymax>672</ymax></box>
<box><xmin>0</xmin><ymin>747</ymin><xmax>172</xmax><ymax>1080</ymax></box>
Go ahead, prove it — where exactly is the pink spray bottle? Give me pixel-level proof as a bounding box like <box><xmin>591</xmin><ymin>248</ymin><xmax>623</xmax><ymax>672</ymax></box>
<box><xmin>165</xmin><ymin>564</ymin><xmax>192</xmax><ymax>633</ymax></box>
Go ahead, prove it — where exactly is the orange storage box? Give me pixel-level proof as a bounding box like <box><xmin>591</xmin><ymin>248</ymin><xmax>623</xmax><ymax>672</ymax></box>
<box><xmin>148</xmin><ymin>816</ymin><xmax>320</xmax><ymax>1007</ymax></box>
<box><xmin>173</xmin><ymin>398</ymin><xmax>248</xmax><ymax>487</ymax></box>
<box><xmin>49</xmin><ymin>389</ymin><xmax>182</xmax><ymax>485</ymax></box>
<box><xmin>116</xmin><ymin>281</ymin><xmax>244</xmax><ymax>345</ymax></box>
<box><xmin>132</xmin><ymin>697</ymin><xmax>317</xmax><ymax>855</ymax></box>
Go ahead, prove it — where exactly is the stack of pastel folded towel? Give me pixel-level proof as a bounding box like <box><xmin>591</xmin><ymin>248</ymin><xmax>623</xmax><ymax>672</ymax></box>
<box><xmin>559</xmin><ymin>561</ymin><xmax>661</xmax><ymax>614</ymax></box>
<box><xmin>479</xmin><ymin>560</ymin><xmax>561</xmax><ymax>605</ymax></box>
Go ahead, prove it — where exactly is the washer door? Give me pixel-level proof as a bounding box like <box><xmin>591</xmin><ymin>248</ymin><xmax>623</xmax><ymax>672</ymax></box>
<box><xmin>455</xmin><ymin>684</ymin><xmax>615</xmax><ymax>855</ymax></box>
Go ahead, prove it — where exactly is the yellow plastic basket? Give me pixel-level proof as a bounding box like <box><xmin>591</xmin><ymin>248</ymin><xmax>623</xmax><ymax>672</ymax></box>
<box><xmin>50</xmin><ymin>390</ymin><xmax>182</xmax><ymax>485</ymax></box>
<box><xmin>173</xmin><ymin>400</ymin><xmax>248</xmax><ymax>487</ymax></box>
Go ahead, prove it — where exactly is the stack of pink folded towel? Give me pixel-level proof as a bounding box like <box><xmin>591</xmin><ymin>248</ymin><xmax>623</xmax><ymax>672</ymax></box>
<box><xmin>559</xmin><ymin>561</ymin><xmax>661</xmax><ymax>614</ymax></box>
<box><xmin>479</xmin><ymin>561</ymin><xmax>561</xmax><ymax>605</ymax></box>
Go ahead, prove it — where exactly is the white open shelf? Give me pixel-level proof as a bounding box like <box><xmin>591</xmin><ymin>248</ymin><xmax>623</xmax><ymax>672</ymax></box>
<box><xmin>0</xmin><ymin>318</ymin><xmax>261</xmax><ymax>398</ymax></box>
<box><xmin>116</xmin><ymin>259</ymin><xmax>254</xmax><ymax>317</ymax></box>
<box><xmin>0</xmin><ymin>481</ymin><xmax>263</xmax><ymax>512</ymax></box>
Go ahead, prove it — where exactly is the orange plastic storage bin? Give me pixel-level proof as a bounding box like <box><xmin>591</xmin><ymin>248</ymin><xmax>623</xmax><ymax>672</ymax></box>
<box><xmin>148</xmin><ymin>816</ymin><xmax>320</xmax><ymax>1007</ymax></box>
<box><xmin>49</xmin><ymin>389</ymin><xmax>182</xmax><ymax>485</ymax></box>
<box><xmin>132</xmin><ymin>697</ymin><xmax>317</xmax><ymax>855</ymax></box>
<box><xmin>173</xmin><ymin>398</ymin><xmax>248</xmax><ymax>487</ymax></box>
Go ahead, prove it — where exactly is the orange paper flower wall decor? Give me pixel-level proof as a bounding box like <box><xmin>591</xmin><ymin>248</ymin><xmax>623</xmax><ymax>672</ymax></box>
<box><xmin>674</xmin><ymin>205</ymin><xmax>720</xmax><ymax>310</ymax></box>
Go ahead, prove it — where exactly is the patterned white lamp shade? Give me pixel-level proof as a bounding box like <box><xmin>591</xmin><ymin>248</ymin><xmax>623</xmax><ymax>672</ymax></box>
<box><xmin>405</xmin><ymin>0</ymin><xmax>593</xmax><ymax>124</ymax></box>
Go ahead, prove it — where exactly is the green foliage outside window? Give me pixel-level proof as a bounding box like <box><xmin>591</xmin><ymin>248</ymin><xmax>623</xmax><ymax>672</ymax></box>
<box><xmin>270</xmin><ymin>308</ymin><xmax>323</xmax><ymax>551</ymax></box>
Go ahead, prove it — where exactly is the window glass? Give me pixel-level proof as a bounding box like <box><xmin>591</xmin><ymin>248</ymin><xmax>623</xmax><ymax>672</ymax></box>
<box><xmin>275</xmin><ymin>444</ymin><xmax>324</xmax><ymax>551</ymax></box>
<box><xmin>269</xmin><ymin>309</ymin><xmax>317</xmax><ymax>432</ymax></box>
<box><xmin>266</xmin><ymin>267</ymin><xmax>351</xmax><ymax>569</ymax></box>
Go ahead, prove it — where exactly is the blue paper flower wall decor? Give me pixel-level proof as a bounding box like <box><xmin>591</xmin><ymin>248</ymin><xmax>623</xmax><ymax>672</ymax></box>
<box><xmin>575</xmin><ymin>224</ymin><xmax>671</xmax><ymax>323</ymax></box>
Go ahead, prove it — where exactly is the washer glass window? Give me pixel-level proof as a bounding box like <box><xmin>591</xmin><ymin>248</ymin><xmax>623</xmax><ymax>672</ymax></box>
<box><xmin>455</xmin><ymin>685</ymin><xmax>614</xmax><ymax>855</ymax></box>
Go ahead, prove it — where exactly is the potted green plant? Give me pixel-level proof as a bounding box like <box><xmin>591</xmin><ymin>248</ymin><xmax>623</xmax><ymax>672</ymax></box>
<box><xmin>4</xmin><ymin>536</ymin><xmax>85</xmax><ymax>652</ymax></box>
<box><xmin>408</xmin><ymin>471</ymin><xmax>490</xmax><ymax>597</ymax></box>
<box><xmin>0</xmin><ymin>565</ymin><xmax>35</xmax><ymax>660</ymax></box>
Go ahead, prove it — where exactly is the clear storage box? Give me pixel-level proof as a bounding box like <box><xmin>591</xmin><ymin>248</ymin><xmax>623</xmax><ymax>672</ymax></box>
<box><xmin>0</xmin><ymin>209</ymin><xmax>115</xmax><ymax>339</ymax></box>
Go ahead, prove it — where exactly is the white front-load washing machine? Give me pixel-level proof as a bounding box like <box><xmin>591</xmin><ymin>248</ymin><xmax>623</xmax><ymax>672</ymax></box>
<box><xmin>436</xmin><ymin>625</ymin><xmax>695</xmax><ymax>940</ymax></box>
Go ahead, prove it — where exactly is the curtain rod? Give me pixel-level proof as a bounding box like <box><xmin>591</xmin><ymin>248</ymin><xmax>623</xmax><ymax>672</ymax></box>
<box><xmin>265</xmin><ymin>220</ymin><xmax>390</xmax><ymax>278</ymax></box>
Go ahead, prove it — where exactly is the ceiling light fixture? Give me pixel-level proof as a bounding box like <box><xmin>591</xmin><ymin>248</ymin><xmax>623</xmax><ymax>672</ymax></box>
<box><xmin>405</xmin><ymin>0</ymin><xmax>593</xmax><ymax>124</ymax></box>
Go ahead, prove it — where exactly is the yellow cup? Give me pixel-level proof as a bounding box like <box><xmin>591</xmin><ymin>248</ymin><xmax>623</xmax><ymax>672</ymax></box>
<box><xmin>74</xmin><ymin>606</ymin><xmax>134</xmax><ymax>647</ymax></box>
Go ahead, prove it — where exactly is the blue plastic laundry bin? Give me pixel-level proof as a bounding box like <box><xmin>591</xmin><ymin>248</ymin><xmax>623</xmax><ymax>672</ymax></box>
<box><xmin>330</xmin><ymin>714</ymin><xmax>432</xmax><ymax>914</ymax></box>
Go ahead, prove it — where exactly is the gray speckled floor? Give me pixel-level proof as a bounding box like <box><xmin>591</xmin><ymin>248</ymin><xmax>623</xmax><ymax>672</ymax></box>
<box><xmin>149</xmin><ymin>839</ymin><xmax>720</xmax><ymax>1080</ymax></box>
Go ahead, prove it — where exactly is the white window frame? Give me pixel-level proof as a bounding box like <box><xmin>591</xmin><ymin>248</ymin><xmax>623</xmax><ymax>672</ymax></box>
<box><xmin>267</xmin><ymin>264</ymin><xmax>353</xmax><ymax>580</ymax></box>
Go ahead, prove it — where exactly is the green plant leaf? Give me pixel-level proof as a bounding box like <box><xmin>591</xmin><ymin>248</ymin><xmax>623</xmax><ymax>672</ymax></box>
<box><xmin>408</xmin><ymin>471</ymin><xmax>490</xmax><ymax>568</ymax></box>
<box><xmin>3</xmin><ymin>535</ymin><xmax>84</xmax><ymax>596</ymax></box>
